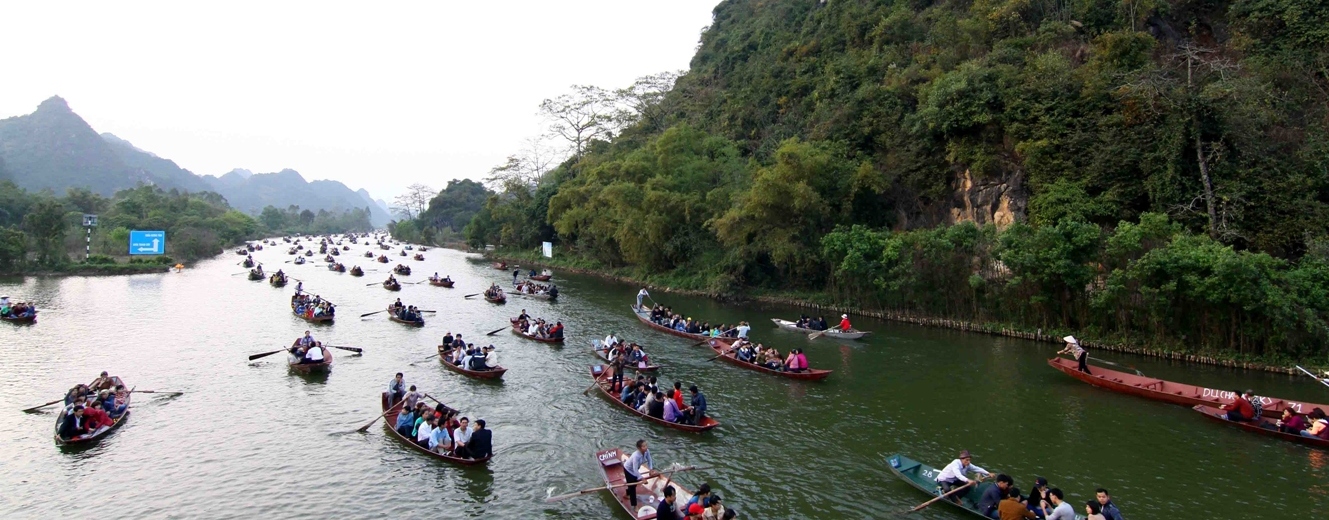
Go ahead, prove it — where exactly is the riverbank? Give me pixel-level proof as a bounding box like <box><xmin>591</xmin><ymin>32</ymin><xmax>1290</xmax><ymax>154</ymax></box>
<box><xmin>486</xmin><ymin>249</ymin><xmax>1323</xmax><ymax>375</ymax></box>
<box><xmin>1</xmin><ymin>262</ymin><xmax>173</xmax><ymax>277</ymax></box>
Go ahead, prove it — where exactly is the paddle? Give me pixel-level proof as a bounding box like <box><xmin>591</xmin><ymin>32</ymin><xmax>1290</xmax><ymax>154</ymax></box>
<box><xmin>485</xmin><ymin>327</ymin><xmax>507</xmax><ymax>336</ymax></box>
<box><xmin>129</xmin><ymin>390</ymin><xmax>184</xmax><ymax>396</ymax></box>
<box><xmin>463</xmin><ymin>293</ymin><xmax>480</xmax><ymax>298</ymax></box>
<box><xmin>327</xmin><ymin>345</ymin><xmax>364</xmax><ymax>354</ymax></box>
<box><xmin>249</xmin><ymin>348</ymin><xmax>289</xmax><ymax>361</ymax></box>
<box><xmin>365</xmin><ymin>282</ymin><xmax>380</xmax><ymax>287</ymax></box>
<box><xmin>705</xmin><ymin>341</ymin><xmax>743</xmax><ymax>362</ymax></box>
<box><xmin>360</xmin><ymin>310</ymin><xmax>386</xmax><ymax>318</ymax></box>
<box><xmin>544</xmin><ymin>465</ymin><xmax>710</xmax><ymax>503</ymax></box>
<box><xmin>409</xmin><ymin>352</ymin><xmax>441</xmax><ymax>366</ymax></box>
<box><xmin>809</xmin><ymin>324</ymin><xmax>842</xmax><ymax>340</ymax></box>
<box><xmin>1295</xmin><ymin>365</ymin><xmax>1329</xmax><ymax>389</ymax></box>
<box><xmin>583</xmin><ymin>369</ymin><xmax>608</xmax><ymax>396</ymax></box>
<box><xmin>354</xmin><ymin>406</ymin><xmax>395</xmax><ymax>433</ymax></box>
<box><xmin>21</xmin><ymin>398</ymin><xmax>65</xmax><ymax>413</ymax></box>
<box><xmin>418</xmin><ymin>310</ymin><xmax>438</xmax><ymax>313</ymax></box>
<box><xmin>906</xmin><ymin>480</ymin><xmax>976</xmax><ymax>513</ymax></box>
<box><xmin>1088</xmin><ymin>356</ymin><xmax>1144</xmax><ymax>376</ymax></box>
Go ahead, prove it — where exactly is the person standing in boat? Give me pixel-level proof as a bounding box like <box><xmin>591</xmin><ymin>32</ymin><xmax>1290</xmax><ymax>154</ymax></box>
<box><xmin>623</xmin><ymin>439</ymin><xmax>655</xmax><ymax>510</ymax></box>
<box><xmin>1057</xmin><ymin>336</ymin><xmax>1090</xmax><ymax>374</ymax></box>
<box><xmin>636</xmin><ymin>288</ymin><xmax>650</xmax><ymax>309</ymax></box>
<box><xmin>935</xmin><ymin>450</ymin><xmax>991</xmax><ymax>498</ymax></box>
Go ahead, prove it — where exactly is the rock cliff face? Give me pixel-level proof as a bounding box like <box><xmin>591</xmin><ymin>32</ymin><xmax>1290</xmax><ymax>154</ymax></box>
<box><xmin>948</xmin><ymin>169</ymin><xmax>1025</xmax><ymax>230</ymax></box>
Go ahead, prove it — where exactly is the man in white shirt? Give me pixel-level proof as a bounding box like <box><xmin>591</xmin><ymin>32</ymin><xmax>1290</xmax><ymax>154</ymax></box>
<box><xmin>1046</xmin><ymin>488</ymin><xmax>1075</xmax><ymax>520</ymax></box>
<box><xmin>934</xmin><ymin>450</ymin><xmax>990</xmax><ymax>498</ymax></box>
<box><xmin>636</xmin><ymin>288</ymin><xmax>649</xmax><ymax>309</ymax></box>
<box><xmin>453</xmin><ymin>417</ymin><xmax>472</xmax><ymax>452</ymax></box>
<box><xmin>736</xmin><ymin>321</ymin><xmax>751</xmax><ymax>339</ymax></box>
<box><xmin>416</xmin><ymin>417</ymin><xmax>434</xmax><ymax>447</ymax></box>
<box><xmin>604</xmin><ymin>333</ymin><xmax>620</xmax><ymax>349</ymax></box>
<box><xmin>481</xmin><ymin>347</ymin><xmax>498</xmax><ymax>370</ymax></box>
<box><xmin>304</xmin><ymin>344</ymin><xmax>325</xmax><ymax>364</ymax></box>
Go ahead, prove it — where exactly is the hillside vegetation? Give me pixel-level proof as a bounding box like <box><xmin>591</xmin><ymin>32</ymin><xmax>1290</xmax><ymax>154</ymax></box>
<box><xmin>465</xmin><ymin>0</ymin><xmax>1329</xmax><ymax>360</ymax></box>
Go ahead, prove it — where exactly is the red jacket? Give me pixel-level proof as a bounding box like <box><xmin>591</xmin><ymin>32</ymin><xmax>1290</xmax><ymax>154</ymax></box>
<box><xmin>84</xmin><ymin>407</ymin><xmax>113</xmax><ymax>429</ymax></box>
<box><xmin>1222</xmin><ymin>397</ymin><xmax>1256</xmax><ymax>419</ymax></box>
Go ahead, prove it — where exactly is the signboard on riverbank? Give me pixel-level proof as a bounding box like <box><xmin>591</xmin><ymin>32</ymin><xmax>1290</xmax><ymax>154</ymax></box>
<box><xmin>542</xmin><ymin>241</ymin><xmax>552</xmax><ymax>258</ymax></box>
<box><xmin>129</xmin><ymin>230</ymin><xmax>166</xmax><ymax>255</ymax></box>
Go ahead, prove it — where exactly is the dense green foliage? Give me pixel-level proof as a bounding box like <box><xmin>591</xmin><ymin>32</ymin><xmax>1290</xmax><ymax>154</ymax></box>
<box><xmin>0</xmin><ymin>181</ymin><xmax>260</xmax><ymax>270</ymax></box>
<box><xmin>406</xmin><ymin>179</ymin><xmax>491</xmax><ymax>244</ymax></box>
<box><xmin>257</xmin><ymin>204</ymin><xmax>373</xmax><ymax>237</ymax></box>
<box><xmin>466</xmin><ymin>0</ymin><xmax>1329</xmax><ymax>358</ymax></box>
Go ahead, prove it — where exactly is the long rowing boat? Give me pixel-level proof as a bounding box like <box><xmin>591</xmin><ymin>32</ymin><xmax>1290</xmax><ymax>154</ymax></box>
<box><xmin>54</xmin><ymin>376</ymin><xmax>131</xmax><ymax>447</ymax></box>
<box><xmin>770</xmin><ymin>318</ymin><xmax>871</xmax><ymax>340</ymax></box>
<box><xmin>592</xmin><ymin>340</ymin><xmax>660</xmax><ymax>372</ymax></box>
<box><xmin>437</xmin><ymin>345</ymin><xmax>506</xmax><ymax>379</ymax></box>
<box><xmin>706</xmin><ymin>339</ymin><xmax>832</xmax><ymax>381</ymax></box>
<box><xmin>885</xmin><ymin>453</ymin><xmax>996</xmax><ymax>518</ymax></box>
<box><xmin>380</xmin><ymin>393</ymin><xmax>491</xmax><ymax>465</ymax></box>
<box><xmin>387</xmin><ymin>306</ymin><xmax>424</xmax><ymax>326</ymax></box>
<box><xmin>589</xmin><ymin>365</ymin><xmax>717</xmax><ymax>432</ymax></box>
<box><xmin>288</xmin><ymin>344</ymin><xmax>332</xmax><ymax>373</ymax></box>
<box><xmin>510</xmin><ymin>320</ymin><xmax>563</xmax><ymax>343</ymax></box>
<box><xmin>631</xmin><ymin>306</ymin><xmax>710</xmax><ymax>342</ymax></box>
<box><xmin>1048</xmin><ymin>357</ymin><xmax>1324</xmax><ymax>418</ymax></box>
<box><xmin>428</xmin><ymin>278</ymin><xmax>455</xmax><ymax>288</ymax></box>
<box><xmin>291</xmin><ymin>305</ymin><xmax>334</xmax><ymax>324</ymax></box>
<box><xmin>595</xmin><ymin>448</ymin><xmax>696</xmax><ymax>519</ymax></box>
<box><xmin>1193</xmin><ymin>404</ymin><xmax>1329</xmax><ymax>450</ymax></box>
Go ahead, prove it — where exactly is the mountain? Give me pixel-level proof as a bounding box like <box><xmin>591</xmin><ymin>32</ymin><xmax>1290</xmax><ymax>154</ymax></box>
<box><xmin>0</xmin><ymin>96</ymin><xmax>390</xmax><ymax>225</ymax></box>
<box><xmin>202</xmin><ymin>169</ymin><xmax>392</xmax><ymax>226</ymax></box>
<box><xmin>356</xmin><ymin>188</ymin><xmax>391</xmax><ymax>216</ymax></box>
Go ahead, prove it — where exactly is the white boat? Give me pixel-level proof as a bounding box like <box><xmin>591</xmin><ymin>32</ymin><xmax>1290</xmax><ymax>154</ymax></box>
<box><xmin>770</xmin><ymin>318</ymin><xmax>871</xmax><ymax>340</ymax></box>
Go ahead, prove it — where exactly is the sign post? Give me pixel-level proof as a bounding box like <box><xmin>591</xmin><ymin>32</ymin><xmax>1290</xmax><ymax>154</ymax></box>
<box><xmin>128</xmin><ymin>230</ymin><xmax>166</xmax><ymax>256</ymax></box>
<box><xmin>542</xmin><ymin>241</ymin><xmax>553</xmax><ymax>258</ymax></box>
<box><xmin>82</xmin><ymin>214</ymin><xmax>98</xmax><ymax>260</ymax></box>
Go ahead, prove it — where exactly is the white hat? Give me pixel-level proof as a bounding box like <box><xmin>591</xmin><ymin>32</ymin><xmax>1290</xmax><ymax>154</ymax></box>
<box><xmin>841</xmin><ymin>314</ymin><xmax>848</xmax><ymax>319</ymax></box>
<box><xmin>1063</xmin><ymin>335</ymin><xmax>1079</xmax><ymax>345</ymax></box>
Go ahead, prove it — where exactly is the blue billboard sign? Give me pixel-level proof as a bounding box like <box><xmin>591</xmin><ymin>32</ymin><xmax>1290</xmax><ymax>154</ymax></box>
<box><xmin>129</xmin><ymin>230</ymin><xmax>166</xmax><ymax>255</ymax></box>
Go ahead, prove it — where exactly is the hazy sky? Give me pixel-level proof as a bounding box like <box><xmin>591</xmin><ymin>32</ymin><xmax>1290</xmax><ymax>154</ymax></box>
<box><xmin>1</xmin><ymin>1</ymin><xmax>718</xmax><ymax>201</ymax></box>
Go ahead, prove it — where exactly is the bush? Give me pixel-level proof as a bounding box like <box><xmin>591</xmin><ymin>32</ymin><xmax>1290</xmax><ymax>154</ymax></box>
<box><xmin>84</xmin><ymin>254</ymin><xmax>116</xmax><ymax>265</ymax></box>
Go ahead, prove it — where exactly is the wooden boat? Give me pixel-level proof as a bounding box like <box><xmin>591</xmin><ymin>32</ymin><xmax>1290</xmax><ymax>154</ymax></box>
<box><xmin>513</xmin><ymin>290</ymin><xmax>557</xmax><ymax>301</ymax></box>
<box><xmin>377</xmin><ymin>255</ymin><xmax>390</xmax><ymax>263</ymax></box>
<box><xmin>592</xmin><ymin>340</ymin><xmax>660</xmax><ymax>372</ymax></box>
<box><xmin>383</xmin><ymin>280</ymin><xmax>402</xmax><ymax>291</ymax></box>
<box><xmin>248</xmin><ymin>269</ymin><xmax>265</xmax><ymax>280</ymax></box>
<box><xmin>54</xmin><ymin>376</ymin><xmax>132</xmax><ymax>447</ymax></box>
<box><xmin>288</xmin><ymin>344</ymin><xmax>332</xmax><ymax>373</ymax></box>
<box><xmin>387</xmin><ymin>306</ymin><xmax>424</xmax><ymax>326</ymax></box>
<box><xmin>2</xmin><ymin>308</ymin><xmax>38</xmax><ymax>323</ymax></box>
<box><xmin>293</xmin><ymin>257</ymin><xmax>306</xmax><ymax>265</ymax></box>
<box><xmin>364</xmin><ymin>251</ymin><xmax>374</xmax><ymax>258</ymax></box>
<box><xmin>394</xmin><ymin>265</ymin><xmax>411</xmax><ymax>275</ymax></box>
<box><xmin>770</xmin><ymin>318</ymin><xmax>871</xmax><ymax>340</ymax></box>
<box><xmin>511</xmin><ymin>319</ymin><xmax>563</xmax><ymax>343</ymax></box>
<box><xmin>1048</xmin><ymin>357</ymin><xmax>1322</xmax><ymax>418</ymax></box>
<box><xmin>589</xmin><ymin>365</ymin><xmax>717</xmax><ymax>432</ymax></box>
<box><xmin>254</xmin><ymin>244</ymin><xmax>263</xmax><ymax>250</ymax></box>
<box><xmin>438</xmin><ymin>345</ymin><xmax>507</xmax><ymax>379</ymax></box>
<box><xmin>419</xmin><ymin>247</ymin><xmax>429</xmax><ymax>252</ymax></box>
<box><xmin>428</xmin><ymin>278</ymin><xmax>454</xmax><ymax>288</ymax></box>
<box><xmin>242</xmin><ymin>258</ymin><xmax>255</xmax><ymax>268</ymax></box>
<box><xmin>304</xmin><ymin>249</ymin><xmax>314</xmax><ymax>256</ymax></box>
<box><xmin>595</xmin><ymin>448</ymin><xmax>696</xmax><ymax>519</ymax></box>
<box><xmin>1194</xmin><ymin>404</ymin><xmax>1329</xmax><ymax>450</ymax></box>
<box><xmin>324</xmin><ymin>255</ymin><xmax>336</xmax><ymax>263</ymax></box>
<box><xmin>350</xmin><ymin>266</ymin><xmax>364</xmax><ymax>277</ymax></box>
<box><xmin>342</xmin><ymin>245</ymin><xmax>350</xmax><ymax>250</ymax></box>
<box><xmin>413</xmin><ymin>254</ymin><xmax>425</xmax><ymax>261</ymax></box>
<box><xmin>269</xmin><ymin>274</ymin><xmax>288</xmax><ymax>287</ymax></box>
<box><xmin>292</xmin><ymin>306</ymin><xmax>334</xmax><ymax>324</ymax></box>
<box><xmin>530</xmin><ymin>274</ymin><xmax>551</xmax><ymax>281</ymax></box>
<box><xmin>706</xmin><ymin>338</ymin><xmax>832</xmax><ymax>380</ymax></box>
<box><xmin>631</xmin><ymin>306</ymin><xmax>709</xmax><ymax>342</ymax></box>
<box><xmin>485</xmin><ymin>293</ymin><xmax>506</xmax><ymax>304</ymax></box>
<box><xmin>330</xmin><ymin>248</ymin><xmax>340</xmax><ymax>256</ymax></box>
<box><xmin>328</xmin><ymin>263</ymin><xmax>346</xmax><ymax>272</ymax></box>
<box><xmin>492</xmin><ymin>262</ymin><xmax>507</xmax><ymax>270</ymax></box>
<box><xmin>886</xmin><ymin>454</ymin><xmax>997</xmax><ymax>518</ymax></box>
<box><xmin>380</xmin><ymin>392</ymin><xmax>491</xmax><ymax>465</ymax></box>
<box><xmin>235</xmin><ymin>248</ymin><xmax>248</xmax><ymax>255</ymax></box>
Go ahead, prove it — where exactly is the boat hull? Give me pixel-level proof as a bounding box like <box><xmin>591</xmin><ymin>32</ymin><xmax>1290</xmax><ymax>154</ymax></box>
<box><xmin>706</xmin><ymin>339</ymin><xmax>831</xmax><ymax>380</ymax></box>
<box><xmin>438</xmin><ymin>346</ymin><xmax>506</xmax><ymax>379</ymax></box>
<box><xmin>885</xmin><ymin>454</ymin><xmax>996</xmax><ymax>518</ymax></box>
<box><xmin>380</xmin><ymin>393</ymin><xmax>491</xmax><ymax>465</ymax></box>
<box><xmin>1194</xmin><ymin>405</ymin><xmax>1329</xmax><ymax>450</ymax></box>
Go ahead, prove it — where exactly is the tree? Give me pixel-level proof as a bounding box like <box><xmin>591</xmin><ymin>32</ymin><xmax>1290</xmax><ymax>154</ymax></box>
<box><xmin>614</xmin><ymin>71</ymin><xmax>683</xmax><ymax>132</ymax></box>
<box><xmin>485</xmin><ymin>136</ymin><xmax>560</xmax><ymax>189</ymax></box>
<box><xmin>393</xmin><ymin>183</ymin><xmax>436</xmax><ymax>220</ymax></box>
<box><xmin>539</xmin><ymin>85</ymin><xmax>619</xmax><ymax>161</ymax></box>
<box><xmin>22</xmin><ymin>198</ymin><xmax>68</xmax><ymax>265</ymax></box>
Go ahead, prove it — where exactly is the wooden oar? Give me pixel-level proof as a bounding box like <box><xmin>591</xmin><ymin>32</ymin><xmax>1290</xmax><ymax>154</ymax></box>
<box><xmin>249</xmin><ymin>348</ymin><xmax>289</xmax><ymax>361</ymax></box>
<box><xmin>418</xmin><ymin>310</ymin><xmax>437</xmax><ymax>313</ymax></box>
<box><xmin>21</xmin><ymin>398</ymin><xmax>65</xmax><ymax>413</ymax></box>
<box><xmin>327</xmin><ymin>345</ymin><xmax>363</xmax><ymax>354</ymax></box>
<box><xmin>1295</xmin><ymin>365</ymin><xmax>1329</xmax><ymax>389</ymax></box>
<box><xmin>354</xmin><ymin>406</ymin><xmax>395</xmax><ymax>433</ymax></box>
<box><xmin>906</xmin><ymin>480</ymin><xmax>975</xmax><ymax>513</ymax></box>
<box><xmin>365</xmin><ymin>282</ymin><xmax>380</xmax><ymax>287</ymax></box>
<box><xmin>704</xmin><ymin>341</ymin><xmax>743</xmax><ymax>362</ymax></box>
<box><xmin>544</xmin><ymin>465</ymin><xmax>709</xmax><ymax>503</ymax></box>
<box><xmin>463</xmin><ymin>293</ymin><xmax>481</xmax><ymax>298</ymax></box>
<box><xmin>583</xmin><ymin>369</ymin><xmax>608</xmax><ymax>396</ymax></box>
<box><xmin>360</xmin><ymin>310</ymin><xmax>386</xmax><ymax>318</ymax></box>
<box><xmin>808</xmin><ymin>324</ymin><xmax>842</xmax><ymax>340</ymax></box>
<box><xmin>1088</xmin><ymin>356</ymin><xmax>1144</xmax><ymax>376</ymax></box>
<box><xmin>130</xmin><ymin>390</ymin><xmax>184</xmax><ymax>396</ymax></box>
<box><xmin>485</xmin><ymin>327</ymin><xmax>507</xmax><ymax>336</ymax></box>
<box><xmin>409</xmin><ymin>352</ymin><xmax>441</xmax><ymax>366</ymax></box>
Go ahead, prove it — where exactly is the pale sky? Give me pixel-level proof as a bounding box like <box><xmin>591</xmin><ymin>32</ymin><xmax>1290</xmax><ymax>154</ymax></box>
<box><xmin>0</xmin><ymin>1</ymin><xmax>719</xmax><ymax>201</ymax></box>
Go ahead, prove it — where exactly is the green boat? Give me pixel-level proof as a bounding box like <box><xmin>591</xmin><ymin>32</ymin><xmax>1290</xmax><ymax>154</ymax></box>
<box><xmin>885</xmin><ymin>454</ymin><xmax>996</xmax><ymax>518</ymax></box>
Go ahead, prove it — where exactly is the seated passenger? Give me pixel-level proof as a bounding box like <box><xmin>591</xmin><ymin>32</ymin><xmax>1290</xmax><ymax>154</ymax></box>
<box><xmin>1301</xmin><ymin>408</ymin><xmax>1329</xmax><ymax>439</ymax></box>
<box><xmin>1278</xmin><ymin>409</ymin><xmax>1309</xmax><ymax>434</ymax></box>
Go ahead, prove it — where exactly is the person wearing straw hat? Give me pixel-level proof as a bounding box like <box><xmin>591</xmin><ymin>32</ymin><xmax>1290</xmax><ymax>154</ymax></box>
<box><xmin>935</xmin><ymin>449</ymin><xmax>991</xmax><ymax>499</ymax></box>
<box><xmin>1057</xmin><ymin>336</ymin><xmax>1090</xmax><ymax>374</ymax></box>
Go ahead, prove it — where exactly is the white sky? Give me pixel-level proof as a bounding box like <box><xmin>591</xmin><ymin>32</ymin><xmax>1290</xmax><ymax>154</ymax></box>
<box><xmin>0</xmin><ymin>1</ymin><xmax>718</xmax><ymax>201</ymax></box>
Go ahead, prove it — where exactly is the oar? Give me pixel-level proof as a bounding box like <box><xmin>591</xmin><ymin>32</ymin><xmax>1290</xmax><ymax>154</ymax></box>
<box><xmin>463</xmin><ymin>293</ymin><xmax>480</xmax><ymax>298</ymax></box>
<box><xmin>582</xmin><ymin>369</ymin><xmax>608</xmax><ymax>396</ymax></box>
<box><xmin>906</xmin><ymin>480</ymin><xmax>975</xmax><ymax>513</ymax></box>
<box><xmin>409</xmin><ymin>352</ymin><xmax>441</xmax><ymax>366</ymax></box>
<box><xmin>1088</xmin><ymin>356</ymin><xmax>1144</xmax><ymax>376</ymax></box>
<box><xmin>689</xmin><ymin>328</ymin><xmax>734</xmax><ymax>347</ymax></box>
<box><xmin>231</xmin><ymin>272</ymin><xmax>248</xmax><ymax>276</ymax></box>
<box><xmin>360</xmin><ymin>310</ymin><xmax>386</xmax><ymax>318</ymax></box>
<box><xmin>354</xmin><ymin>406</ymin><xmax>395</xmax><ymax>433</ymax></box>
<box><xmin>21</xmin><ymin>398</ymin><xmax>65</xmax><ymax>413</ymax></box>
<box><xmin>418</xmin><ymin>310</ymin><xmax>438</xmax><ymax>313</ymax></box>
<box><xmin>130</xmin><ymin>390</ymin><xmax>184</xmax><ymax>396</ymax></box>
<box><xmin>249</xmin><ymin>348</ymin><xmax>289</xmax><ymax>361</ymax></box>
<box><xmin>544</xmin><ymin>465</ymin><xmax>710</xmax><ymax>503</ymax></box>
<box><xmin>327</xmin><ymin>345</ymin><xmax>363</xmax><ymax>354</ymax></box>
<box><xmin>705</xmin><ymin>341</ymin><xmax>742</xmax><ymax>362</ymax></box>
<box><xmin>1295</xmin><ymin>365</ymin><xmax>1329</xmax><ymax>389</ymax></box>
<box><xmin>485</xmin><ymin>327</ymin><xmax>507</xmax><ymax>336</ymax></box>
<box><xmin>808</xmin><ymin>324</ymin><xmax>842</xmax><ymax>340</ymax></box>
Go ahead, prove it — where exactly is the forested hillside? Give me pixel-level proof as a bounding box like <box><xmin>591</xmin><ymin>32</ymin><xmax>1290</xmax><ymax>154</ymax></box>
<box><xmin>467</xmin><ymin>0</ymin><xmax>1329</xmax><ymax>359</ymax></box>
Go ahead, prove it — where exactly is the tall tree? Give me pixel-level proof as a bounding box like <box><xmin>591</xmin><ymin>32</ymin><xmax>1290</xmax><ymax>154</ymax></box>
<box><xmin>22</xmin><ymin>198</ymin><xmax>68</xmax><ymax>265</ymax></box>
<box><xmin>485</xmin><ymin>136</ymin><xmax>559</xmax><ymax>189</ymax></box>
<box><xmin>393</xmin><ymin>183</ymin><xmax>437</xmax><ymax>220</ymax></box>
<box><xmin>539</xmin><ymin>85</ymin><xmax>618</xmax><ymax>161</ymax></box>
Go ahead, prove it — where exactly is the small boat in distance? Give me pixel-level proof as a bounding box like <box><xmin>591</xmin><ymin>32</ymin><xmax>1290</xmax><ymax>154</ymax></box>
<box><xmin>770</xmin><ymin>318</ymin><xmax>871</xmax><ymax>340</ymax></box>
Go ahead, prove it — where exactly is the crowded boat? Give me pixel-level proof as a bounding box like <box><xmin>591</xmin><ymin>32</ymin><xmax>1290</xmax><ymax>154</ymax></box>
<box><xmin>388</xmin><ymin>298</ymin><xmax>424</xmax><ymax>325</ymax></box>
<box><xmin>56</xmin><ymin>371</ymin><xmax>128</xmax><ymax>443</ymax></box>
<box><xmin>1</xmin><ymin>295</ymin><xmax>37</xmax><ymax>321</ymax></box>
<box><xmin>513</xmin><ymin>280</ymin><xmax>558</xmax><ymax>299</ymax></box>
<box><xmin>288</xmin><ymin>331</ymin><xmax>329</xmax><ymax>365</ymax></box>
<box><xmin>291</xmin><ymin>291</ymin><xmax>336</xmax><ymax>320</ymax></box>
<box><xmin>385</xmin><ymin>374</ymin><xmax>494</xmax><ymax>461</ymax></box>
<box><xmin>646</xmin><ymin>305</ymin><xmax>741</xmax><ymax>338</ymax></box>
<box><xmin>484</xmin><ymin>284</ymin><xmax>506</xmax><ymax>302</ymax></box>
<box><xmin>439</xmin><ymin>333</ymin><xmax>500</xmax><ymax>372</ymax></box>
<box><xmin>511</xmin><ymin>312</ymin><xmax>565</xmax><ymax>341</ymax></box>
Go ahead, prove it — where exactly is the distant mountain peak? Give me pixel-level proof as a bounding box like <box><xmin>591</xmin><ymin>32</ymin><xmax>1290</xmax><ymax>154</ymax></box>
<box><xmin>226</xmin><ymin>168</ymin><xmax>254</xmax><ymax>179</ymax></box>
<box><xmin>36</xmin><ymin>95</ymin><xmax>71</xmax><ymax>113</ymax></box>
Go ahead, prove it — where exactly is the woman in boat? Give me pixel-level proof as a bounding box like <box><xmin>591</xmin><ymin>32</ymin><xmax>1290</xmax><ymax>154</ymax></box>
<box><xmin>1277</xmin><ymin>409</ymin><xmax>1309</xmax><ymax>434</ymax></box>
<box><xmin>1301</xmin><ymin>408</ymin><xmax>1329</xmax><ymax>439</ymax></box>
<box><xmin>762</xmin><ymin>347</ymin><xmax>783</xmax><ymax>370</ymax></box>
<box><xmin>1083</xmin><ymin>501</ymin><xmax>1107</xmax><ymax>520</ymax></box>
<box><xmin>784</xmin><ymin>348</ymin><xmax>808</xmax><ymax>373</ymax></box>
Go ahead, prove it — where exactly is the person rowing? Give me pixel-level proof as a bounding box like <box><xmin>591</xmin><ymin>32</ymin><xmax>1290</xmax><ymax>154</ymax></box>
<box><xmin>934</xmin><ymin>449</ymin><xmax>991</xmax><ymax>500</ymax></box>
<box><xmin>1057</xmin><ymin>335</ymin><xmax>1090</xmax><ymax>374</ymax></box>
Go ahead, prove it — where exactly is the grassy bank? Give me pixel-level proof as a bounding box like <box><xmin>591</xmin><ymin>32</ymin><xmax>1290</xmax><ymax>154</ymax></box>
<box><xmin>487</xmin><ymin>248</ymin><xmax>1324</xmax><ymax>375</ymax></box>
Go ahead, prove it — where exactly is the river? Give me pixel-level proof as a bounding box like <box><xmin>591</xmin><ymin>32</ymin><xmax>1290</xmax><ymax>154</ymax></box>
<box><xmin>1</xmin><ymin>243</ymin><xmax>1325</xmax><ymax>519</ymax></box>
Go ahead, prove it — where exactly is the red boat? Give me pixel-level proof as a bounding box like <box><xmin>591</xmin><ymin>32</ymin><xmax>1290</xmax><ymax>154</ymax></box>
<box><xmin>493</xmin><ymin>262</ymin><xmax>508</xmax><ymax>270</ymax></box>
<box><xmin>595</xmin><ymin>448</ymin><xmax>697</xmax><ymax>519</ymax></box>
<box><xmin>1193</xmin><ymin>404</ymin><xmax>1329</xmax><ymax>449</ymax></box>
<box><xmin>437</xmin><ymin>345</ymin><xmax>506</xmax><ymax>380</ymax></box>
<box><xmin>593</xmin><ymin>340</ymin><xmax>659</xmax><ymax>372</ymax></box>
<box><xmin>510</xmin><ymin>320</ymin><xmax>564</xmax><ymax>343</ymax></box>
<box><xmin>1048</xmin><ymin>357</ymin><xmax>1324</xmax><ymax>418</ymax></box>
<box><xmin>54</xmin><ymin>376</ymin><xmax>131</xmax><ymax>447</ymax></box>
<box><xmin>706</xmin><ymin>339</ymin><xmax>832</xmax><ymax>381</ymax></box>
<box><xmin>631</xmin><ymin>306</ymin><xmax>712</xmax><ymax>342</ymax></box>
<box><xmin>428</xmin><ymin>278</ymin><xmax>455</xmax><ymax>288</ymax></box>
<box><xmin>589</xmin><ymin>366</ymin><xmax>718</xmax><ymax>433</ymax></box>
<box><xmin>530</xmin><ymin>274</ymin><xmax>552</xmax><ymax>281</ymax></box>
<box><xmin>379</xmin><ymin>393</ymin><xmax>491</xmax><ymax>465</ymax></box>
<box><xmin>288</xmin><ymin>344</ymin><xmax>332</xmax><ymax>373</ymax></box>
